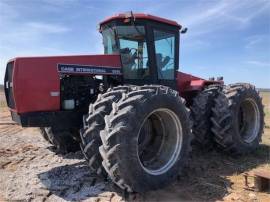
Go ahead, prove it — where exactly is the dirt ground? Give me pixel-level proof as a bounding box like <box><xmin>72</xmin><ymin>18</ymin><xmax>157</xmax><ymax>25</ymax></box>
<box><xmin>0</xmin><ymin>90</ymin><xmax>269</xmax><ymax>202</ymax></box>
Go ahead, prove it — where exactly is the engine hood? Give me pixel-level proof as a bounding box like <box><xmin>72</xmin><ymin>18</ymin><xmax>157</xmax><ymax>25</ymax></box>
<box><xmin>5</xmin><ymin>54</ymin><xmax>122</xmax><ymax>113</ymax></box>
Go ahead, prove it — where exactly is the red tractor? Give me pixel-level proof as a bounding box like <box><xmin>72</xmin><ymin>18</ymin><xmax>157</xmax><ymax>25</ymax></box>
<box><xmin>4</xmin><ymin>12</ymin><xmax>264</xmax><ymax>192</ymax></box>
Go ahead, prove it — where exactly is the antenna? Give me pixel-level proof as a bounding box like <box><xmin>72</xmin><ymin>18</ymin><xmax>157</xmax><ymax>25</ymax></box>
<box><xmin>124</xmin><ymin>11</ymin><xmax>135</xmax><ymax>22</ymax></box>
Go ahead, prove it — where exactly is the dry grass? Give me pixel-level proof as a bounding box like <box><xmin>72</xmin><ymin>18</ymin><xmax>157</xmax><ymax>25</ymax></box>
<box><xmin>0</xmin><ymin>101</ymin><xmax>7</xmax><ymax>108</ymax></box>
<box><xmin>0</xmin><ymin>92</ymin><xmax>7</xmax><ymax>111</ymax></box>
<box><xmin>260</xmin><ymin>91</ymin><xmax>270</xmax><ymax>128</ymax></box>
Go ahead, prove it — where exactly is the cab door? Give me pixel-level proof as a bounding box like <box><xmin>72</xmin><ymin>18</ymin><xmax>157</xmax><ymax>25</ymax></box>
<box><xmin>119</xmin><ymin>24</ymin><xmax>156</xmax><ymax>86</ymax></box>
<box><xmin>149</xmin><ymin>24</ymin><xmax>179</xmax><ymax>90</ymax></box>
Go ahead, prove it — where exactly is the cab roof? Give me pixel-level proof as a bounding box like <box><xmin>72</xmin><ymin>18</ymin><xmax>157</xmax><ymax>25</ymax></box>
<box><xmin>100</xmin><ymin>13</ymin><xmax>182</xmax><ymax>29</ymax></box>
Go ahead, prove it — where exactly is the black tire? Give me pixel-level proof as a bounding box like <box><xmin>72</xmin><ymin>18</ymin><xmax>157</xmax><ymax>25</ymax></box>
<box><xmin>211</xmin><ymin>83</ymin><xmax>264</xmax><ymax>154</ymax></box>
<box><xmin>99</xmin><ymin>85</ymin><xmax>192</xmax><ymax>192</ymax></box>
<box><xmin>80</xmin><ymin>85</ymin><xmax>138</xmax><ymax>177</ymax></box>
<box><xmin>39</xmin><ymin>127</ymin><xmax>51</xmax><ymax>143</ymax></box>
<box><xmin>40</xmin><ymin>127</ymin><xmax>80</xmax><ymax>154</ymax></box>
<box><xmin>191</xmin><ymin>85</ymin><xmax>222</xmax><ymax>147</ymax></box>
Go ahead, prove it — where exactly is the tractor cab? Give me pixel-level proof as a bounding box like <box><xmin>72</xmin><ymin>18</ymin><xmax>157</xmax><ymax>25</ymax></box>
<box><xmin>99</xmin><ymin>12</ymin><xmax>182</xmax><ymax>89</ymax></box>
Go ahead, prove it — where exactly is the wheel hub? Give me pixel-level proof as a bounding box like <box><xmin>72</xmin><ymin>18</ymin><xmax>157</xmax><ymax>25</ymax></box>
<box><xmin>238</xmin><ymin>98</ymin><xmax>260</xmax><ymax>143</ymax></box>
<box><xmin>137</xmin><ymin>108</ymin><xmax>183</xmax><ymax>175</ymax></box>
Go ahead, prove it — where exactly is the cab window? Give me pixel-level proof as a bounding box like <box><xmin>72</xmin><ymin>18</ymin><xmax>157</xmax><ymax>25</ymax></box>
<box><xmin>154</xmin><ymin>30</ymin><xmax>175</xmax><ymax>80</ymax></box>
<box><xmin>102</xmin><ymin>27</ymin><xmax>118</xmax><ymax>54</ymax></box>
<box><xmin>117</xmin><ymin>26</ymin><xmax>149</xmax><ymax>79</ymax></box>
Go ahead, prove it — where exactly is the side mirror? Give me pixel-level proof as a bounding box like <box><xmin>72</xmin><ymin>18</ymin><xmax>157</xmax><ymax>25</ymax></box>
<box><xmin>180</xmin><ymin>27</ymin><xmax>188</xmax><ymax>34</ymax></box>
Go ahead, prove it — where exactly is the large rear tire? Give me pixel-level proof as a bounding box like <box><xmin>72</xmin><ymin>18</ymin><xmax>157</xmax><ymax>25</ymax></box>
<box><xmin>80</xmin><ymin>86</ymin><xmax>137</xmax><ymax>177</ymax></box>
<box><xmin>39</xmin><ymin>127</ymin><xmax>80</xmax><ymax>154</ymax></box>
<box><xmin>99</xmin><ymin>85</ymin><xmax>191</xmax><ymax>192</ymax></box>
<box><xmin>191</xmin><ymin>85</ymin><xmax>222</xmax><ymax>147</ymax></box>
<box><xmin>211</xmin><ymin>83</ymin><xmax>264</xmax><ymax>154</ymax></box>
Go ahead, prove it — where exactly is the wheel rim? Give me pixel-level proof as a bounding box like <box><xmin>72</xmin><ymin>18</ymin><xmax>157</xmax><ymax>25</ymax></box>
<box><xmin>137</xmin><ymin>108</ymin><xmax>183</xmax><ymax>175</ymax></box>
<box><xmin>238</xmin><ymin>98</ymin><xmax>260</xmax><ymax>143</ymax></box>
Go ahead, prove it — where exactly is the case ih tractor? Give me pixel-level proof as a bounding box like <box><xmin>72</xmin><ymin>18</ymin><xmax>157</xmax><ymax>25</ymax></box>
<box><xmin>4</xmin><ymin>13</ymin><xmax>264</xmax><ymax>192</ymax></box>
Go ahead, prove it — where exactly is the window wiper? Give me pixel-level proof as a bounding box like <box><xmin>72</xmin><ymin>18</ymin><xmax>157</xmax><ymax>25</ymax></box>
<box><xmin>131</xmin><ymin>21</ymin><xmax>145</xmax><ymax>37</ymax></box>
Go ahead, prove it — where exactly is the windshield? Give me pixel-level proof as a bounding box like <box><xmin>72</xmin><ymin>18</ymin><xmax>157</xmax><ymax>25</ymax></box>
<box><xmin>101</xmin><ymin>24</ymin><xmax>149</xmax><ymax>79</ymax></box>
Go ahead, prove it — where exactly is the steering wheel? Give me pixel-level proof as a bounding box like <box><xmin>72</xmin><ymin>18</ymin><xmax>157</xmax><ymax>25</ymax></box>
<box><xmin>129</xmin><ymin>48</ymin><xmax>138</xmax><ymax>58</ymax></box>
<box><xmin>119</xmin><ymin>48</ymin><xmax>138</xmax><ymax>70</ymax></box>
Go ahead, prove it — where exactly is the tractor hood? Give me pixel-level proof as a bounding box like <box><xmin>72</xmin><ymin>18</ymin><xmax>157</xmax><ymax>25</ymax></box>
<box><xmin>4</xmin><ymin>54</ymin><xmax>122</xmax><ymax>113</ymax></box>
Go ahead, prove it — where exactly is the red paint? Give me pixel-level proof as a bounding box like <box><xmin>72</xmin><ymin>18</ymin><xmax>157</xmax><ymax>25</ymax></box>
<box><xmin>177</xmin><ymin>71</ymin><xmax>223</xmax><ymax>94</ymax></box>
<box><xmin>10</xmin><ymin>54</ymin><xmax>222</xmax><ymax>114</ymax></box>
<box><xmin>11</xmin><ymin>54</ymin><xmax>121</xmax><ymax>113</ymax></box>
<box><xmin>100</xmin><ymin>13</ymin><xmax>181</xmax><ymax>29</ymax></box>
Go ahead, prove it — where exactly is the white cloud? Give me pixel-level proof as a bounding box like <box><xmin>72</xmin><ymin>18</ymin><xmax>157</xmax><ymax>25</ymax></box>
<box><xmin>0</xmin><ymin>0</ymin><xmax>269</xmax><ymax>88</ymax></box>
<box><xmin>173</xmin><ymin>0</ymin><xmax>270</xmax><ymax>56</ymax></box>
<box><xmin>0</xmin><ymin>1</ymin><xmax>18</xmax><ymax>24</ymax></box>
<box><xmin>245</xmin><ymin>34</ymin><xmax>270</xmax><ymax>49</ymax></box>
<box><xmin>0</xmin><ymin>1</ymin><xmax>73</xmax><ymax>82</ymax></box>
<box><xmin>245</xmin><ymin>60</ymin><xmax>270</xmax><ymax>67</ymax></box>
<box><xmin>178</xmin><ymin>0</ymin><xmax>270</xmax><ymax>36</ymax></box>
<box><xmin>41</xmin><ymin>0</ymin><xmax>77</xmax><ymax>6</ymax></box>
<box><xmin>181</xmin><ymin>38</ymin><xmax>211</xmax><ymax>51</ymax></box>
<box><xmin>0</xmin><ymin>20</ymin><xmax>70</xmax><ymax>72</ymax></box>
<box><xmin>25</xmin><ymin>22</ymin><xmax>70</xmax><ymax>34</ymax></box>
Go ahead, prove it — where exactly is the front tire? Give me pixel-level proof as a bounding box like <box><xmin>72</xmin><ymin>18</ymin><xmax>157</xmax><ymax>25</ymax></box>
<box><xmin>39</xmin><ymin>127</ymin><xmax>80</xmax><ymax>154</ymax></box>
<box><xmin>99</xmin><ymin>85</ymin><xmax>192</xmax><ymax>192</ymax></box>
<box><xmin>211</xmin><ymin>83</ymin><xmax>264</xmax><ymax>154</ymax></box>
<box><xmin>80</xmin><ymin>86</ymin><xmax>137</xmax><ymax>176</ymax></box>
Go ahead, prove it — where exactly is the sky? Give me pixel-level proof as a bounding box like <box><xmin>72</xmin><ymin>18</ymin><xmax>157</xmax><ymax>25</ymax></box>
<box><xmin>0</xmin><ymin>0</ymin><xmax>270</xmax><ymax>88</ymax></box>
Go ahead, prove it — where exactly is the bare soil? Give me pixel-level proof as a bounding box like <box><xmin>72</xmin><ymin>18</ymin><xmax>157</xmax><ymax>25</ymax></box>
<box><xmin>0</xmin><ymin>91</ymin><xmax>269</xmax><ymax>202</ymax></box>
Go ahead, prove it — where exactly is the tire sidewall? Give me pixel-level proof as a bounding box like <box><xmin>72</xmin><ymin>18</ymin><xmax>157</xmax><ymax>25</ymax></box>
<box><xmin>117</xmin><ymin>93</ymin><xmax>191</xmax><ymax>192</ymax></box>
<box><xmin>231</xmin><ymin>89</ymin><xmax>264</xmax><ymax>150</ymax></box>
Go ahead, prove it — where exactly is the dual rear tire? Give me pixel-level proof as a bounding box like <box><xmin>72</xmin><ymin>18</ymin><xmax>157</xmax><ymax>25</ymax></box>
<box><xmin>80</xmin><ymin>83</ymin><xmax>264</xmax><ymax>192</ymax></box>
<box><xmin>191</xmin><ymin>83</ymin><xmax>264</xmax><ymax>154</ymax></box>
<box><xmin>211</xmin><ymin>83</ymin><xmax>264</xmax><ymax>154</ymax></box>
<box><xmin>80</xmin><ymin>85</ymin><xmax>192</xmax><ymax>192</ymax></box>
<box><xmin>80</xmin><ymin>86</ymin><xmax>138</xmax><ymax>176</ymax></box>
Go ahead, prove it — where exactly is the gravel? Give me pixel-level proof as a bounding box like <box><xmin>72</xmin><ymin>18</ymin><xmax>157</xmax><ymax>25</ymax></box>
<box><xmin>0</xmin><ymin>126</ymin><xmax>123</xmax><ymax>202</ymax></box>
